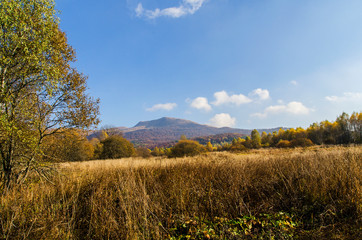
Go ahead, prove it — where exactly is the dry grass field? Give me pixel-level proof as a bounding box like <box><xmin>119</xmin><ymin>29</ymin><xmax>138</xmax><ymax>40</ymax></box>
<box><xmin>1</xmin><ymin>146</ymin><xmax>361</xmax><ymax>239</ymax></box>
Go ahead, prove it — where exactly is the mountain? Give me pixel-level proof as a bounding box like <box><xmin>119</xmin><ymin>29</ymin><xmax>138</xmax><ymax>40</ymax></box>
<box><xmin>123</xmin><ymin>117</ymin><xmax>252</xmax><ymax>147</ymax></box>
<box><xmin>134</xmin><ymin>117</ymin><xmax>196</xmax><ymax>128</ymax></box>
<box><xmin>89</xmin><ymin>117</ymin><xmax>285</xmax><ymax>148</ymax></box>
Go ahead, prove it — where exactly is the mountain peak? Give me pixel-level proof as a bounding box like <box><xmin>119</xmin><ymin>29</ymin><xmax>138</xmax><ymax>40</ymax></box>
<box><xmin>134</xmin><ymin>117</ymin><xmax>197</xmax><ymax>128</ymax></box>
<box><xmin>88</xmin><ymin>116</ymin><xmax>285</xmax><ymax>148</ymax></box>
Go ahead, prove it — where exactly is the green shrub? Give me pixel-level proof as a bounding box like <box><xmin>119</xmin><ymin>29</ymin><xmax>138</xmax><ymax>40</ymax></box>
<box><xmin>170</xmin><ymin>140</ymin><xmax>206</xmax><ymax>157</ymax></box>
<box><xmin>100</xmin><ymin>135</ymin><xmax>135</xmax><ymax>159</ymax></box>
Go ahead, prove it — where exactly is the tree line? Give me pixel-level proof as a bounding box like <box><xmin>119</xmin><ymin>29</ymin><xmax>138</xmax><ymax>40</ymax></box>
<box><xmin>147</xmin><ymin>111</ymin><xmax>361</xmax><ymax>156</ymax></box>
<box><xmin>38</xmin><ymin>111</ymin><xmax>361</xmax><ymax>162</ymax></box>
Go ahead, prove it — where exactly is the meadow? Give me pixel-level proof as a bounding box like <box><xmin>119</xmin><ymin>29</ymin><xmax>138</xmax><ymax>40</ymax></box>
<box><xmin>1</xmin><ymin>146</ymin><xmax>361</xmax><ymax>239</ymax></box>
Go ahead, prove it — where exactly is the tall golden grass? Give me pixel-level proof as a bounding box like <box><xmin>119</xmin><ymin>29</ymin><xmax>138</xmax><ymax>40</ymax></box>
<box><xmin>1</xmin><ymin>146</ymin><xmax>361</xmax><ymax>239</ymax></box>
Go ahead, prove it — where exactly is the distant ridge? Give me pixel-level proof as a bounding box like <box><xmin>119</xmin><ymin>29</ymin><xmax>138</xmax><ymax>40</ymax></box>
<box><xmin>89</xmin><ymin>117</ymin><xmax>286</xmax><ymax>148</ymax></box>
<box><xmin>134</xmin><ymin>117</ymin><xmax>199</xmax><ymax>128</ymax></box>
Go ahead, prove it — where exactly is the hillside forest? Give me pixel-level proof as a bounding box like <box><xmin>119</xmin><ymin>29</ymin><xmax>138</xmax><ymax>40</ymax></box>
<box><xmin>44</xmin><ymin>111</ymin><xmax>361</xmax><ymax>161</ymax></box>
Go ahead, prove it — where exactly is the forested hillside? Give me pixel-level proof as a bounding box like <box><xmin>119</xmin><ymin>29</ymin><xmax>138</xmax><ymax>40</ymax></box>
<box><xmin>88</xmin><ymin>117</ymin><xmax>284</xmax><ymax>148</ymax></box>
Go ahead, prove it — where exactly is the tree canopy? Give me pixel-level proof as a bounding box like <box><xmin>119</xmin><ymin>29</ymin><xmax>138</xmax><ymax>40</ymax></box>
<box><xmin>170</xmin><ymin>140</ymin><xmax>206</xmax><ymax>158</ymax></box>
<box><xmin>100</xmin><ymin>136</ymin><xmax>135</xmax><ymax>159</ymax></box>
<box><xmin>0</xmin><ymin>0</ymin><xmax>99</xmax><ymax>190</ymax></box>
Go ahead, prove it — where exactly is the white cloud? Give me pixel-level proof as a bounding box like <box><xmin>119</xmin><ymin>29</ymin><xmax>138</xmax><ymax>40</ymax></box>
<box><xmin>287</xmin><ymin>102</ymin><xmax>311</xmax><ymax>115</ymax></box>
<box><xmin>290</xmin><ymin>80</ymin><xmax>298</xmax><ymax>86</ymax></box>
<box><xmin>212</xmin><ymin>90</ymin><xmax>252</xmax><ymax>106</ymax></box>
<box><xmin>135</xmin><ymin>0</ymin><xmax>206</xmax><ymax>19</ymax></box>
<box><xmin>267</xmin><ymin>101</ymin><xmax>311</xmax><ymax>115</ymax></box>
<box><xmin>146</xmin><ymin>103</ymin><xmax>177</xmax><ymax>112</ymax></box>
<box><xmin>325</xmin><ymin>92</ymin><xmax>362</xmax><ymax>103</ymax></box>
<box><xmin>190</xmin><ymin>97</ymin><xmax>212</xmax><ymax>111</ymax></box>
<box><xmin>252</xmin><ymin>101</ymin><xmax>311</xmax><ymax>118</ymax></box>
<box><xmin>209</xmin><ymin>113</ymin><xmax>236</xmax><ymax>128</ymax></box>
<box><xmin>249</xmin><ymin>88</ymin><xmax>270</xmax><ymax>101</ymax></box>
<box><xmin>135</xmin><ymin>3</ymin><xmax>144</xmax><ymax>17</ymax></box>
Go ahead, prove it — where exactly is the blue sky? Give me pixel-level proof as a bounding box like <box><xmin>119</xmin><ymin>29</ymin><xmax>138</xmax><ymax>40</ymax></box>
<box><xmin>56</xmin><ymin>0</ymin><xmax>362</xmax><ymax>129</ymax></box>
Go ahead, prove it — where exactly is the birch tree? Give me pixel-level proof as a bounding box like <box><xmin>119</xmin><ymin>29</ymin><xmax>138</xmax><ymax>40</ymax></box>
<box><xmin>0</xmin><ymin>0</ymin><xmax>99</xmax><ymax>190</ymax></box>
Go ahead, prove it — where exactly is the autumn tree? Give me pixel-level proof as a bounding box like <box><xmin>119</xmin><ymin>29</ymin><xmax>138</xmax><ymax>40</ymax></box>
<box><xmin>136</xmin><ymin>147</ymin><xmax>151</xmax><ymax>159</ymax></box>
<box><xmin>151</xmin><ymin>147</ymin><xmax>161</xmax><ymax>156</ymax></box>
<box><xmin>206</xmin><ymin>141</ymin><xmax>214</xmax><ymax>152</ymax></box>
<box><xmin>43</xmin><ymin>129</ymin><xmax>94</xmax><ymax>162</ymax></box>
<box><xmin>262</xmin><ymin>132</ymin><xmax>273</xmax><ymax>147</ymax></box>
<box><xmin>230</xmin><ymin>141</ymin><xmax>246</xmax><ymax>152</ymax></box>
<box><xmin>295</xmin><ymin>127</ymin><xmax>307</xmax><ymax>139</ymax></box>
<box><xmin>349</xmin><ymin>112</ymin><xmax>362</xmax><ymax>143</ymax></box>
<box><xmin>271</xmin><ymin>131</ymin><xmax>279</xmax><ymax>146</ymax></box>
<box><xmin>97</xmin><ymin>130</ymin><xmax>109</xmax><ymax>141</ymax></box>
<box><xmin>164</xmin><ymin>147</ymin><xmax>172</xmax><ymax>157</ymax></box>
<box><xmin>276</xmin><ymin>139</ymin><xmax>291</xmax><ymax>148</ymax></box>
<box><xmin>237</xmin><ymin>137</ymin><xmax>244</xmax><ymax>143</ymax></box>
<box><xmin>243</xmin><ymin>136</ymin><xmax>252</xmax><ymax>149</ymax></box>
<box><xmin>335</xmin><ymin>112</ymin><xmax>351</xmax><ymax>144</ymax></box>
<box><xmin>180</xmin><ymin>134</ymin><xmax>187</xmax><ymax>140</ymax></box>
<box><xmin>90</xmin><ymin>137</ymin><xmax>103</xmax><ymax>159</ymax></box>
<box><xmin>251</xmin><ymin>129</ymin><xmax>262</xmax><ymax>148</ymax></box>
<box><xmin>0</xmin><ymin>0</ymin><xmax>99</xmax><ymax>190</ymax></box>
<box><xmin>290</xmin><ymin>138</ymin><xmax>314</xmax><ymax>148</ymax></box>
<box><xmin>100</xmin><ymin>136</ymin><xmax>135</xmax><ymax>159</ymax></box>
<box><xmin>169</xmin><ymin>140</ymin><xmax>206</xmax><ymax>157</ymax></box>
<box><xmin>307</xmin><ymin>123</ymin><xmax>323</xmax><ymax>144</ymax></box>
<box><xmin>321</xmin><ymin>120</ymin><xmax>338</xmax><ymax>144</ymax></box>
<box><xmin>261</xmin><ymin>131</ymin><xmax>268</xmax><ymax>145</ymax></box>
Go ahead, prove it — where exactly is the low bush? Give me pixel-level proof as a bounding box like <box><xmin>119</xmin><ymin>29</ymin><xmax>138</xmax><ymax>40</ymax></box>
<box><xmin>276</xmin><ymin>139</ymin><xmax>291</xmax><ymax>148</ymax></box>
<box><xmin>290</xmin><ymin>137</ymin><xmax>314</xmax><ymax>147</ymax></box>
<box><xmin>136</xmin><ymin>147</ymin><xmax>152</xmax><ymax>158</ymax></box>
<box><xmin>100</xmin><ymin>135</ymin><xmax>135</xmax><ymax>159</ymax></box>
<box><xmin>169</xmin><ymin>140</ymin><xmax>206</xmax><ymax>157</ymax></box>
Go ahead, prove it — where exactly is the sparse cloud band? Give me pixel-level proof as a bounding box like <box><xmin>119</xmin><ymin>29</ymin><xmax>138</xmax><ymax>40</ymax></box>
<box><xmin>146</xmin><ymin>103</ymin><xmax>177</xmax><ymax>112</ymax></box>
<box><xmin>136</xmin><ymin>0</ymin><xmax>206</xmax><ymax>19</ymax></box>
<box><xmin>252</xmin><ymin>101</ymin><xmax>312</xmax><ymax>118</ymax></box>
<box><xmin>188</xmin><ymin>88</ymin><xmax>270</xmax><ymax>113</ymax></box>
<box><xmin>212</xmin><ymin>90</ymin><xmax>252</xmax><ymax>106</ymax></box>
<box><xmin>325</xmin><ymin>92</ymin><xmax>362</xmax><ymax>103</ymax></box>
